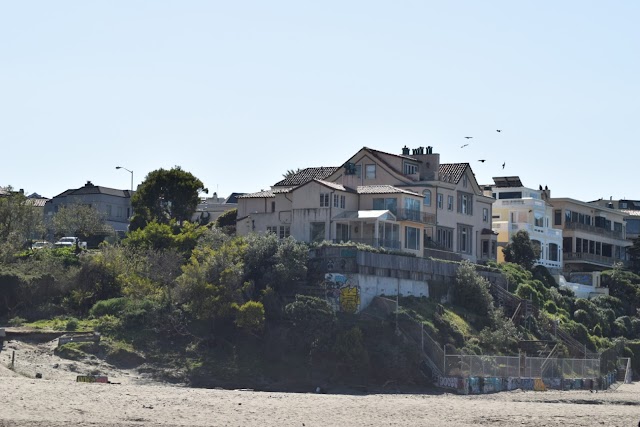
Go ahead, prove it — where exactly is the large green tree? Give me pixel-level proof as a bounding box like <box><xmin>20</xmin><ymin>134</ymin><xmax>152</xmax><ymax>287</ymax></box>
<box><xmin>502</xmin><ymin>230</ymin><xmax>540</xmax><ymax>270</ymax></box>
<box><xmin>130</xmin><ymin>167</ymin><xmax>207</xmax><ymax>230</ymax></box>
<box><xmin>51</xmin><ymin>204</ymin><xmax>112</xmax><ymax>241</ymax></box>
<box><xmin>0</xmin><ymin>188</ymin><xmax>45</xmax><ymax>246</ymax></box>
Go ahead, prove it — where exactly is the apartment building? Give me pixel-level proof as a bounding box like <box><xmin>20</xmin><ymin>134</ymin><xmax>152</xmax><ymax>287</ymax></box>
<box><xmin>550</xmin><ymin>196</ymin><xmax>630</xmax><ymax>272</ymax></box>
<box><xmin>486</xmin><ymin>177</ymin><xmax>563</xmax><ymax>272</ymax></box>
<box><xmin>589</xmin><ymin>199</ymin><xmax>640</xmax><ymax>241</ymax></box>
<box><xmin>237</xmin><ymin>146</ymin><xmax>496</xmax><ymax>262</ymax></box>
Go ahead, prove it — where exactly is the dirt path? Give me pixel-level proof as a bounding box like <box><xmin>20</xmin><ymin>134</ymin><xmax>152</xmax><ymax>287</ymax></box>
<box><xmin>1</xmin><ymin>335</ymin><xmax>154</xmax><ymax>385</ymax></box>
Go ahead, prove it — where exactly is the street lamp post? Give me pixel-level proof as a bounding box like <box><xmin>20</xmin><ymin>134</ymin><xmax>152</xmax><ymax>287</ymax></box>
<box><xmin>115</xmin><ymin>166</ymin><xmax>134</xmax><ymax>192</ymax></box>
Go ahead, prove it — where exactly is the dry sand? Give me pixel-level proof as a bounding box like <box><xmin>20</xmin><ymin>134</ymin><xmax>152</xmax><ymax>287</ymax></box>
<box><xmin>1</xmin><ymin>337</ymin><xmax>639</xmax><ymax>427</ymax></box>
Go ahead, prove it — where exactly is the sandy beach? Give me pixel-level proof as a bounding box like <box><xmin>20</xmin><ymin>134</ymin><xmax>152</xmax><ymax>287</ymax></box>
<box><xmin>1</xmin><ymin>336</ymin><xmax>639</xmax><ymax>427</ymax></box>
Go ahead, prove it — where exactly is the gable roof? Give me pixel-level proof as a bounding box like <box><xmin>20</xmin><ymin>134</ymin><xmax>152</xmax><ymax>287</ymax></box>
<box><xmin>357</xmin><ymin>185</ymin><xmax>421</xmax><ymax>196</ymax></box>
<box><xmin>438</xmin><ymin>163</ymin><xmax>469</xmax><ymax>184</ymax></box>
<box><xmin>273</xmin><ymin>167</ymin><xmax>340</xmax><ymax>187</ymax></box>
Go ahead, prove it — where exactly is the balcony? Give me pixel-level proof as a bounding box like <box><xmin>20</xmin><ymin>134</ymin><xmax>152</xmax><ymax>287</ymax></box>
<box><xmin>563</xmin><ymin>252</ymin><xmax>627</xmax><ymax>268</ymax></box>
<box><xmin>564</xmin><ymin>221</ymin><xmax>623</xmax><ymax>240</ymax></box>
<box><xmin>396</xmin><ymin>208</ymin><xmax>436</xmax><ymax>225</ymax></box>
<box><xmin>510</xmin><ymin>223</ymin><xmax>562</xmax><ymax>239</ymax></box>
<box><xmin>334</xmin><ymin>238</ymin><xmax>401</xmax><ymax>250</ymax></box>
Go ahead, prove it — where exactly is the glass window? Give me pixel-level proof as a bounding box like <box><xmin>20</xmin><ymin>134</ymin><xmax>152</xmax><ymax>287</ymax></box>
<box><xmin>549</xmin><ymin>243</ymin><xmax>559</xmax><ymax>261</ymax></box>
<box><xmin>333</xmin><ymin>194</ymin><xmax>339</xmax><ymax>208</ymax></box>
<box><xmin>340</xmin><ymin>195</ymin><xmax>346</xmax><ymax>209</ymax></box>
<box><xmin>354</xmin><ymin>164</ymin><xmax>362</xmax><ymax>178</ymax></box>
<box><xmin>482</xmin><ymin>240</ymin><xmax>489</xmax><ymax>257</ymax></box>
<box><xmin>404</xmin><ymin>198</ymin><xmax>421</xmax><ymax>221</ymax></box>
<box><xmin>437</xmin><ymin>193</ymin><xmax>443</xmax><ymax>209</ymax></box>
<box><xmin>447</xmin><ymin>195</ymin><xmax>453</xmax><ymax>211</ymax></box>
<box><xmin>310</xmin><ymin>222</ymin><xmax>326</xmax><ymax>242</ymax></box>
<box><xmin>320</xmin><ymin>193</ymin><xmax>329</xmax><ymax>207</ymax></box>
<box><xmin>458</xmin><ymin>193</ymin><xmax>473</xmax><ymax>215</ymax></box>
<box><xmin>271</xmin><ymin>201</ymin><xmax>276</xmax><ymax>212</ymax></box>
<box><xmin>534</xmin><ymin>212</ymin><xmax>544</xmax><ymax>227</ymax></box>
<box><xmin>483</xmin><ymin>208</ymin><xmax>489</xmax><ymax>222</ymax></box>
<box><xmin>279</xmin><ymin>226</ymin><xmax>290</xmax><ymax>239</ymax></box>
<box><xmin>423</xmin><ymin>190</ymin><xmax>431</xmax><ymax>206</ymax></box>
<box><xmin>458</xmin><ymin>225</ymin><xmax>472</xmax><ymax>254</ymax></box>
<box><xmin>404</xmin><ymin>226</ymin><xmax>420</xmax><ymax>250</ymax></box>
<box><xmin>554</xmin><ymin>210</ymin><xmax>562</xmax><ymax>226</ymax></box>
<box><xmin>336</xmin><ymin>223</ymin><xmax>349</xmax><ymax>242</ymax></box>
<box><xmin>373</xmin><ymin>197</ymin><xmax>397</xmax><ymax>215</ymax></box>
<box><xmin>436</xmin><ymin>227</ymin><xmax>453</xmax><ymax>250</ymax></box>
<box><xmin>365</xmin><ymin>164</ymin><xmax>376</xmax><ymax>179</ymax></box>
<box><xmin>404</xmin><ymin>162</ymin><xmax>418</xmax><ymax>175</ymax></box>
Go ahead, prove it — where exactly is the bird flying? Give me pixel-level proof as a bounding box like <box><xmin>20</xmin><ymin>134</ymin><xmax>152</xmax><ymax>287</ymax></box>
<box><xmin>478</xmin><ymin>159</ymin><xmax>486</xmax><ymax>163</ymax></box>
<box><xmin>496</xmin><ymin>129</ymin><xmax>502</xmax><ymax>132</ymax></box>
<box><xmin>502</xmin><ymin>162</ymin><xmax>506</xmax><ymax>169</ymax></box>
<box><xmin>461</xmin><ymin>144</ymin><xmax>469</xmax><ymax>148</ymax></box>
<box><xmin>464</xmin><ymin>136</ymin><xmax>473</xmax><ymax>139</ymax></box>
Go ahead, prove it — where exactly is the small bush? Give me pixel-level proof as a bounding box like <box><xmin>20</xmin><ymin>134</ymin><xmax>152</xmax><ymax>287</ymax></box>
<box><xmin>8</xmin><ymin>316</ymin><xmax>26</xmax><ymax>327</ymax></box>
<box><xmin>234</xmin><ymin>300</ymin><xmax>265</xmax><ymax>332</ymax></box>
<box><xmin>65</xmin><ymin>317</ymin><xmax>79</xmax><ymax>331</ymax></box>
<box><xmin>90</xmin><ymin>297</ymin><xmax>128</xmax><ymax>317</ymax></box>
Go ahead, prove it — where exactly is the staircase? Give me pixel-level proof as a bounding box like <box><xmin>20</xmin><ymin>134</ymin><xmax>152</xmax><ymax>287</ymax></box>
<box><xmin>518</xmin><ymin>340</ymin><xmax>556</xmax><ymax>358</ymax></box>
<box><xmin>489</xmin><ymin>282</ymin><xmax>536</xmax><ymax>323</ymax></box>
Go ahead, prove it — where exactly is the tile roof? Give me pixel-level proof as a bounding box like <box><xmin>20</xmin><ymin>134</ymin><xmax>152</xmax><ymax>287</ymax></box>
<box><xmin>273</xmin><ymin>167</ymin><xmax>340</xmax><ymax>187</ymax></box>
<box><xmin>27</xmin><ymin>198</ymin><xmax>48</xmax><ymax>207</ymax></box>
<box><xmin>620</xmin><ymin>209</ymin><xmax>640</xmax><ymax>217</ymax></box>
<box><xmin>237</xmin><ymin>188</ymin><xmax>291</xmax><ymax>199</ymax></box>
<box><xmin>357</xmin><ymin>185</ymin><xmax>421</xmax><ymax>196</ymax></box>
<box><xmin>438</xmin><ymin>163</ymin><xmax>469</xmax><ymax>184</ymax></box>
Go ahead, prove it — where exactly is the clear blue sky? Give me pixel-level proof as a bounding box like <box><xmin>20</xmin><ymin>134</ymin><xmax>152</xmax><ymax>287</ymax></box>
<box><xmin>2</xmin><ymin>2</ymin><xmax>638</xmax><ymax>201</ymax></box>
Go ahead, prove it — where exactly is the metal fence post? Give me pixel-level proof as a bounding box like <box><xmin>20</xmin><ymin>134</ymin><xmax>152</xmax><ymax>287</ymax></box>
<box><xmin>443</xmin><ymin>345</ymin><xmax>446</xmax><ymax>375</ymax></box>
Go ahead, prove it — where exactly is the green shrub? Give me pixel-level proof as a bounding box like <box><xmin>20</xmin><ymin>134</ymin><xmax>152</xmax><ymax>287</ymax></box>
<box><xmin>65</xmin><ymin>317</ymin><xmax>79</xmax><ymax>331</ymax></box>
<box><xmin>544</xmin><ymin>300</ymin><xmax>558</xmax><ymax>314</ymax></box>
<box><xmin>90</xmin><ymin>297</ymin><xmax>128</xmax><ymax>317</ymax></box>
<box><xmin>453</xmin><ymin>260</ymin><xmax>494</xmax><ymax>318</ymax></box>
<box><xmin>514</xmin><ymin>282</ymin><xmax>542</xmax><ymax>307</ymax></box>
<box><xmin>8</xmin><ymin>316</ymin><xmax>26</xmax><ymax>327</ymax></box>
<box><xmin>94</xmin><ymin>315</ymin><xmax>122</xmax><ymax>335</ymax></box>
<box><xmin>234</xmin><ymin>300</ymin><xmax>265</xmax><ymax>332</ymax></box>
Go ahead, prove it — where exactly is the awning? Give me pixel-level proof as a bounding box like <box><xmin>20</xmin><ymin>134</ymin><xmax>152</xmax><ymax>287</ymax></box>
<box><xmin>332</xmin><ymin>210</ymin><xmax>396</xmax><ymax>221</ymax></box>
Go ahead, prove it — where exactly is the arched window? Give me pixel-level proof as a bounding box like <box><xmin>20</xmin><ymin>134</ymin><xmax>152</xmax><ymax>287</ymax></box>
<box><xmin>423</xmin><ymin>190</ymin><xmax>431</xmax><ymax>206</ymax></box>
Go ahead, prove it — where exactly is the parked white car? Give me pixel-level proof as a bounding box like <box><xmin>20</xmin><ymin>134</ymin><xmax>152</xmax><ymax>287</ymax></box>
<box><xmin>31</xmin><ymin>241</ymin><xmax>53</xmax><ymax>250</ymax></box>
<box><xmin>54</xmin><ymin>237</ymin><xmax>87</xmax><ymax>249</ymax></box>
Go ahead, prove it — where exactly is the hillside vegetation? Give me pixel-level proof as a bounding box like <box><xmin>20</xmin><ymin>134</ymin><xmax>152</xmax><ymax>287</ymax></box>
<box><xmin>1</xmin><ymin>223</ymin><xmax>639</xmax><ymax>389</ymax></box>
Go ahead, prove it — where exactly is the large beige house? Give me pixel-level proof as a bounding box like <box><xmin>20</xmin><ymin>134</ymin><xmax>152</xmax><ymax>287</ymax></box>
<box><xmin>237</xmin><ymin>146</ymin><xmax>497</xmax><ymax>263</ymax></box>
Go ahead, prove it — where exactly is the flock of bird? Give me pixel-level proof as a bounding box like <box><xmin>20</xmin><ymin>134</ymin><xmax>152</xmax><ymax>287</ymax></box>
<box><xmin>460</xmin><ymin>129</ymin><xmax>505</xmax><ymax>169</ymax></box>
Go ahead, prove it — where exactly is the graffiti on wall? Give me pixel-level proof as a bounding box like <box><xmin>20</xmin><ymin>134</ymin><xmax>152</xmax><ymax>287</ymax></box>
<box><xmin>324</xmin><ymin>273</ymin><xmax>361</xmax><ymax>313</ymax></box>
